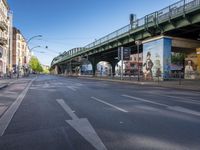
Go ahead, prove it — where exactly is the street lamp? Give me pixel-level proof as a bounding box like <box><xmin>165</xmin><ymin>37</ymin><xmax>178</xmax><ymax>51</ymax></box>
<box><xmin>30</xmin><ymin>46</ymin><xmax>41</xmax><ymax>51</ymax></box>
<box><xmin>30</xmin><ymin>46</ymin><xmax>46</xmax><ymax>53</ymax></box>
<box><xmin>22</xmin><ymin>35</ymin><xmax>42</xmax><ymax>77</ymax></box>
<box><xmin>27</xmin><ymin>35</ymin><xmax>42</xmax><ymax>44</ymax></box>
<box><xmin>135</xmin><ymin>40</ymin><xmax>142</xmax><ymax>81</ymax></box>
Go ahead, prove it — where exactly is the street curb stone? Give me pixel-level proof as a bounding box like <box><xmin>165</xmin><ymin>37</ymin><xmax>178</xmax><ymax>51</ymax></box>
<box><xmin>0</xmin><ymin>84</ymin><xmax>8</xmax><ymax>90</ymax></box>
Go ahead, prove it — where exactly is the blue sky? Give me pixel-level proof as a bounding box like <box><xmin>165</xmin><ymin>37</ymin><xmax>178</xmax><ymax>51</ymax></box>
<box><xmin>8</xmin><ymin>0</ymin><xmax>178</xmax><ymax>65</ymax></box>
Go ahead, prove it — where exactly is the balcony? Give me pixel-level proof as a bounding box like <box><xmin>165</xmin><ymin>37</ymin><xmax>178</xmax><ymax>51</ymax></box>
<box><xmin>0</xmin><ymin>21</ymin><xmax>8</xmax><ymax>31</ymax></box>
<box><xmin>0</xmin><ymin>37</ymin><xmax>7</xmax><ymax>46</ymax></box>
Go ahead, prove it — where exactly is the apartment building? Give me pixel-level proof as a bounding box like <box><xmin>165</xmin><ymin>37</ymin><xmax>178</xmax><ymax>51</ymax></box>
<box><xmin>12</xmin><ymin>27</ymin><xmax>31</xmax><ymax>76</ymax></box>
<box><xmin>0</xmin><ymin>0</ymin><xmax>10</xmax><ymax>77</ymax></box>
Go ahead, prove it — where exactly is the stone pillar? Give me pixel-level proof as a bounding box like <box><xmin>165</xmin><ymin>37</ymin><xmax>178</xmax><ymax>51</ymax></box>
<box><xmin>55</xmin><ymin>65</ymin><xmax>58</xmax><ymax>75</ymax></box>
<box><xmin>143</xmin><ymin>36</ymin><xmax>172</xmax><ymax>80</ymax></box>
<box><xmin>89</xmin><ymin>57</ymin><xmax>98</xmax><ymax>77</ymax></box>
<box><xmin>92</xmin><ymin>63</ymin><xmax>97</xmax><ymax>76</ymax></box>
<box><xmin>110</xmin><ymin>61</ymin><xmax>118</xmax><ymax>77</ymax></box>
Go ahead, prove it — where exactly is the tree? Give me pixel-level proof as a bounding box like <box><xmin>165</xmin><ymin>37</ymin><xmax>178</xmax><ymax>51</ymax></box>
<box><xmin>43</xmin><ymin>68</ymin><xmax>50</xmax><ymax>74</ymax></box>
<box><xmin>29</xmin><ymin>56</ymin><xmax>43</xmax><ymax>73</ymax></box>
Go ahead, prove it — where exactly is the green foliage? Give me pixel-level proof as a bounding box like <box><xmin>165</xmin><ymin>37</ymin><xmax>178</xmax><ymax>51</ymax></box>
<box><xmin>43</xmin><ymin>68</ymin><xmax>50</xmax><ymax>74</ymax></box>
<box><xmin>29</xmin><ymin>56</ymin><xmax>43</xmax><ymax>73</ymax></box>
<box><xmin>171</xmin><ymin>53</ymin><xmax>185</xmax><ymax>65</ymax></box>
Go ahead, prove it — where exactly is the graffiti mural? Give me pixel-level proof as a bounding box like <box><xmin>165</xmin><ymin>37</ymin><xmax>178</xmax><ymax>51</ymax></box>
<box><xmin>143</xmin><ymin>37</ymin><xmax>172</xmax><ymax>80</ymax></box>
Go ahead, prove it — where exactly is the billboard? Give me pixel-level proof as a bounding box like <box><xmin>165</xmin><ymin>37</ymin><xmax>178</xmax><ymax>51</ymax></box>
<box><xmin>197</xmin><ymin>48</ymin><xmax>200</xmax><ymax>73</ymax></box>
<box><xmin>184</xmin><ymin>51</ymin><xmax>198</xmax><ymax>79</ymax></box>
<box><xmin>143</xmin><ymin>37</ymin><xmax>172</xmax><ymax>80</ymax></box>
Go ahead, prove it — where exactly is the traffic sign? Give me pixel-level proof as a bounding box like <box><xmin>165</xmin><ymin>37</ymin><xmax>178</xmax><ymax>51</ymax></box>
<box><xmin>118</xmin><ymin>47</ymin><xmax>131</xmax><ymax>60</ymax></box>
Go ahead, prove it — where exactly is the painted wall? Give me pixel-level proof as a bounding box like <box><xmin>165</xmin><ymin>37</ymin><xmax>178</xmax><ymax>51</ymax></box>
<box><xmin>143</xmin><ymin>37</ymin><xmax>172</xmax><ymax>80</ymax></box>
<box><xmin>197</xmin><ymin>48</ymin><xmax>200</xmax><ymax>73</ymax></box>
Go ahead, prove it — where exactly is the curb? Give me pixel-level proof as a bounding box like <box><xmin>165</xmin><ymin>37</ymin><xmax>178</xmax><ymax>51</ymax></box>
<box><xmin>0</xmin><ymin>80</ymin><xmax>17</xmax><ymax>90</ymax></box>
<box><xmin>0</xmin><ymin>84</ymin><xmax>8</xmax><ymax>90</ymax></box>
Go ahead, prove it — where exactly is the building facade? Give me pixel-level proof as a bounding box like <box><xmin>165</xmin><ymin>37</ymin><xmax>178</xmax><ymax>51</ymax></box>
<box><xmin>12</xmin><ymin>27</ymin><xmax>31</xmax><ymax>76</ymax></box>
<box><xmin>0</xmin><ymin>0</ymin><xmax>10</xmax><ymax>77</ymax></box>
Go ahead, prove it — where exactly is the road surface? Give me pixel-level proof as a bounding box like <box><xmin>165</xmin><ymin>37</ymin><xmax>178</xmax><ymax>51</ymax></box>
<box><xmin>0</xmin><ymin>75</ymin><xmax>200</xmax><ymax>150</ymax></box>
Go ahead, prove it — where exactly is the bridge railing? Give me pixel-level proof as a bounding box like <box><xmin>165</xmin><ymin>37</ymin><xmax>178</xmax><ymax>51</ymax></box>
<box><xmin>52</xmin><ymin>0</ymin><xmax>200</xmax><ymax>66</ymax></box>
<box><xmin>83</xmin><ymin>0</ymin><xmax>200</xmax><ymax>53</ymax></box>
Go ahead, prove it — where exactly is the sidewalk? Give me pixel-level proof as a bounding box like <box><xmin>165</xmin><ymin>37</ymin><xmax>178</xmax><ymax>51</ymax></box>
<box><xmin>0</xmin><ymin>78</ymin><xmax>17</xmax><ymax>90</ymax></box>
<box><xmin>77</xmin><ymin>76</ymin><xmax>200</xmax><ymax>92</ymax></box>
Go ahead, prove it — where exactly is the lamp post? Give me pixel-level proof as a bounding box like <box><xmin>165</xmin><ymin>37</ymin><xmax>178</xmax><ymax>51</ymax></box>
<box><xmin>25</xmin><ymin>35</ymin><xmax>42</xmax><ymax>76</ymax></box>
<box><xmin>30</xmin><ymin>46</ymin><xmax>41</xmax><ymax>51</ymax></box>
<box><xmin>135</xmin><ymin>40</ymin><xmax>142</xmax><ymax>81</ymax></box>
<box><xmin>27</xmin><ymin>35</ymin><xmax>42</xmax><ymax>44</ymax></box>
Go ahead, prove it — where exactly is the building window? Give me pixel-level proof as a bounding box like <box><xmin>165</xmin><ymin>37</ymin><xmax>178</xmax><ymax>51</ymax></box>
<box><xmin>18</xmin><ymin>35</ymin><xmax>20</xmax><ymax>40</ymax></box>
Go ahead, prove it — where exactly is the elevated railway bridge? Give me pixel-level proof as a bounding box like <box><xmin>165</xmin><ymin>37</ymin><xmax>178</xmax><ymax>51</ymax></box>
<box><xmin>51</xmin><ymin>0</ymin><xmax>200</xmax><ymax>80</ymax></box>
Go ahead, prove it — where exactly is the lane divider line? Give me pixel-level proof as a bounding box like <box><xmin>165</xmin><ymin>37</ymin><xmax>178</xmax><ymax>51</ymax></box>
<box><xmin>91</xmin><ymin>97</ymin><xmax>128</xmax><ymax>113</ymax></box>
<box><xmin>122</xmin><ymin>94</ymin><xmax>200</xmax><ymax>117</ymax></box>
<box><xmin>122</xmin><ymin>94</ymin><xmax>168</xmax><ymax>107</ymax></box>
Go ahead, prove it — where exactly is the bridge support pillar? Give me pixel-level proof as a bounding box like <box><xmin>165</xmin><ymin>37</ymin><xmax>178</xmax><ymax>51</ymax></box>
<box><xmin>89</xmin><ymin>57</ymin><xmax>98</xmax><ymax>77</ymax></box>
<box><xmin>55</xmin><ymin>65</ymin><xmax>59</xmax><ymax>75</ymax></box>
<box><xmin>143</xmin><ymin>36</ymin><xmax>172</xmax><ymax>80</ymax></box>
<box><xmin>110</xmin><ymin>61</ymin><xmax>118</xmax><ymax>77</ymax></box>
<box><xmin>92</xmin><ymin>63</ymin><xmax>97</xmax><ymax>77</ymax></box>
<box><xmin>60</xmin><ymin>65</ymin><xmax>65</xmax><ymax>74</ymax></box>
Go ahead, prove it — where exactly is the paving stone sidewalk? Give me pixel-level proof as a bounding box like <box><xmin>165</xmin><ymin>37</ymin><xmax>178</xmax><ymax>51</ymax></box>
<box><xmin>0</xmin><ymin>79</ymin><xmax>17</xmax><ymax>90</ymax></box>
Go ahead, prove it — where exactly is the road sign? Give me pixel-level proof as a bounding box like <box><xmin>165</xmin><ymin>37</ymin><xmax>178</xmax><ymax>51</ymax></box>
<box><xmin>118</xmin><ymin>47</ymin><xmax>131</xmax><ymax>60</ymax></box>
<box><xmin>123</xmin><ymin>47</ymin><xmax>131</xmax><ymax>60</ymax></box>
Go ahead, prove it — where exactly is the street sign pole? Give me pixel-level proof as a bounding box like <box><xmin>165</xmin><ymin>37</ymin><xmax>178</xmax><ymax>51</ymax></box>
<box><xmin>135</xmin><ymin>40</ymin><xmax>142</xmax><ymax>81</ymax></box>
<box><xmin>121</xmin><ymin>47</ymin><xmax>123</xmax><ymax>80</ymax></box>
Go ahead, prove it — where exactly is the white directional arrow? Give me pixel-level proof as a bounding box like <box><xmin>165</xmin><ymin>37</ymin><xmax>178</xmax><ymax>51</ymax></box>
<box><xmin>56</xmin><ymin>99</ymin><xmax>107</xmax><ymax>150</ymax></box>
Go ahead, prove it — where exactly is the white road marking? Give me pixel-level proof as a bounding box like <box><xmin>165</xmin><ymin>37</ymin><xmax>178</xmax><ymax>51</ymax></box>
<box><xmin>122</xmin><ymin>94</ymin><xmax>200</xmax><ymax>117</ymax></box>
<box><xmin>43</xmin><ymin>82</ymin><xmax>50</xmax><ymax>88</ymax></box>
<box><xmin>56</xmin><ymin>99</ymin><xmax>78</xmax><ymax>120</ymax></box>
<box><xmin>91</xmin><ymin>97</ymin><xmax>128</xmax><ymax>113</ymax></box>
<box><xmin>147</xmin><ymin>91</ymin><xmax>200</xmax><ymax>105</ymax></box>
<box><xmin>165</xmin><ymin>95</ymin><xmax>200</xmax><ymax>105</ymax></box>
<box><xmin>74</xmin><ymin>83</ymin><xmax>83</xmax><ymax>86</ymax></box>
<box><xmin>67</xmin><ymin>86</ymin><xmax>77</xmax><ymax>91</ymax></box>
<box><xmin>122</xmin><ymin>95</ymin><xmax>168</xmax><ymax>107</ymax></box>
<box><xmin>56</xmin><ymin>99</ymin><xmax>107</xmax><ymax>150</ymax></box>
<box><xmin>168</xmin><ymin>106</ymin><xmax>200</xmax><ymax>116</ymax></box>
<box><xmin>0</xmin><ymin>78</ymin><xmax>35</xmax><ymax>136</ymax></box>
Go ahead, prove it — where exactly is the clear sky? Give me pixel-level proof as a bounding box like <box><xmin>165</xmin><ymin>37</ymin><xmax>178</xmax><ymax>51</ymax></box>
<box><xmin>8</xmin><ymin>0</ymin><xmax>178</xmax><ymax>66</ymax></box>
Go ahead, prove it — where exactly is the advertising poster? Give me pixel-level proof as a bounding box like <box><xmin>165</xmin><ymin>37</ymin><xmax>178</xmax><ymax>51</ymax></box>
<box><xmin>197</xmin><ymin>48</ymin><xmax>200</xmax><ymax>73</ymax></box>
<box><xmin>185</xmin><ymin>51</ymin><xmax>198</xmax><ymax>79</ymax></box>
<box><xmin>143</xmin><ymin>37</ymin><xmax>172</xmax><ymax>80</ymax></box>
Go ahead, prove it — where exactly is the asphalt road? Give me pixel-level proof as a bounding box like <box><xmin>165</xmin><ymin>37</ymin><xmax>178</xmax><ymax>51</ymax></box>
<box><xmin>0</xmin><ymin>75</ymin><xmax>200</xmax><ymax>150</ymax></box>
